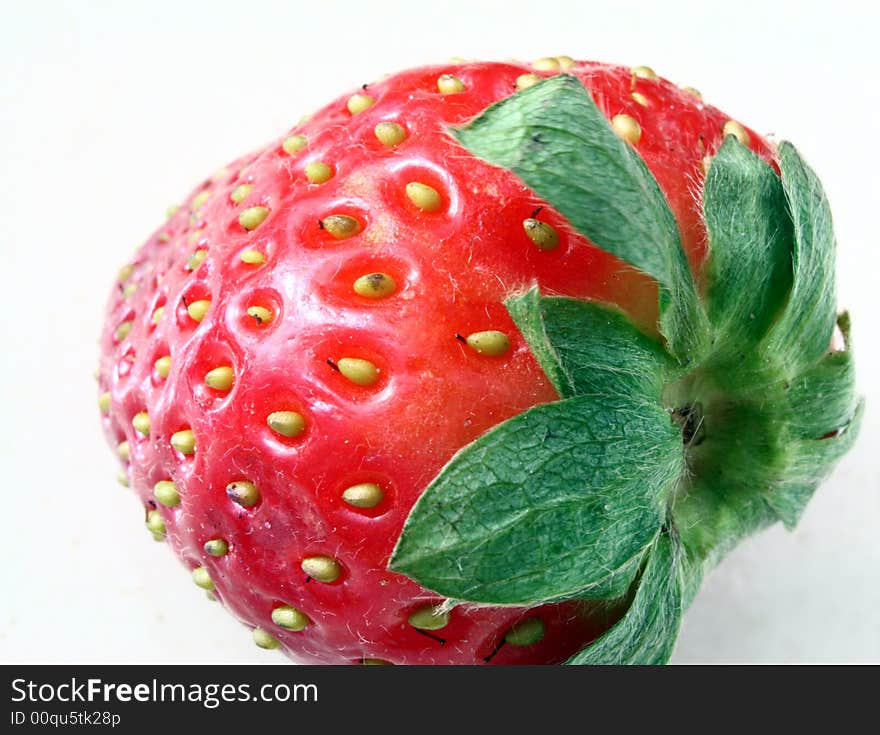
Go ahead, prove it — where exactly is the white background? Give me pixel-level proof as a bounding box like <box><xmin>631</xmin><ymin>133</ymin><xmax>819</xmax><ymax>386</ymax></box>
<box><xmin>1</xmin><ymin>0</ymin><xmax>877</xmax><ymax>663</ymax></box>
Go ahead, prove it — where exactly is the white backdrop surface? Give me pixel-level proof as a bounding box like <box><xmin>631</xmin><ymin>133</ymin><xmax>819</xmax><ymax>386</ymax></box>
<box><xmin>1</xmin><ymin>0</ymin><xmax>877</xmax><ymax>663</ymax></box>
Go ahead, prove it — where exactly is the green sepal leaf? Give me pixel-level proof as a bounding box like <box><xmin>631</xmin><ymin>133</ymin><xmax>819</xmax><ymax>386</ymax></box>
<box><xmin>674</xmin><ymin>336</ymin><xmax>861</xmax><ymax>545</ymax></box>
<box><xmin>765</xmin><ymin>398</ymin><xmax>864</xmax><ymax>529</ymax></box>
<box><xmin>761</xmin><ymin>141</ymin><xmax>838</xmax><ymax>375</ymax></box>
<box><xmin>702</xmin><ymin>136</ymin><xmax>793</xmax><ymax>359</ymax></box>
<box><xmin>781</xmin><ymin>342</ymin><xmax>857</xmax><ymax>441</ymax></box>
<box><xmin>388</xmin><ymin>391</ymin><xmax>684</xmax><ymax>605</ymax></box>
<box><xmin>566</xmin><ymin>531</ymin><xmax>683</xmax><ymax>665</ymax></box>
<box><xmin>506</xmin><ymin>287</ymin><xmax>674</xmax><ymax>400</ymax></box>
<box><xmin>673</xmin><ymin>473</ymin><xmax>780</xmax><ymax>606</ymax></box>
<box><xmin>451</xmin><ymin>74</ymin><xmax>708</xmax><ymax>365</ymax></box>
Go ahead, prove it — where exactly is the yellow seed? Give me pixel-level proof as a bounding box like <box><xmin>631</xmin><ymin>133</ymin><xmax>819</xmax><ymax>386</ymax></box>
<box><xmin>556</xmin><ymin>55</ymin><xmax>576</xmax><ymax>70</ymax></box>
<box><xmin>505</xmin><ymin>617</ymin><xmax>546</xmax><ymax>646</ymax></box>
<box><xmin>722</xmin><ymin>119</ymin><xmax>750</xmax><ymax>146</ymax></box>
<box><xmin>158</xmin><ymin>232</ymin><xmax>171</xmax><ymax>243</ymax></box>
<box><xmin>522</xmin><ymin>219</ymin><xmax>560</xmax><ymax>251</ymax></box>
<box><xmin>266</xmin><ymin>411</ymin><xmax>306</xmax><ymax>438</ymax></box>
<box><xmin>353</xmin><ymin>272</ymin><xmax>397</xmax><ymax>299</ymax></box>
<box><xmin>246</xmin><ymin>305</ymin><xmax>273</xmax><ymax>325</ymax></box>
<box><xmin>98</xmin><ymin>392</ymin><xmax>111</xmax><ymax>414</ymax></box>
<box><xmin>212</xmin><ymin>167</ymin><xmax>230</xmax><ymax>182</ymax></box>
<box><xmin>145</xmin><ymin>509</ymin><xmax>165</xmax><ymax>537</ymax></box>
<box><xmin>405</xmin><ymin>182</ymin><xmax>442</xmax><ymax>212</ymax></box>
<box><xmin>336</xmin><ymin>357</ymin><xmax>380</xmax><ymax>386</ymax></box>
<box><xmin>171</xmin><ymin>429</ymin><xmax>196</xmax><ymax>455</ymax></box>
<box><xmin>132</xmin><ymin>411</ymin><xmax>150</xmax><ymax>437</ymax></box>
<box><xmin>301</xmin><ymin>556</ymin><xmax>342</xmax><ymax>583</ymax></box>
<box><xmin>347</xmin><ymin>93</ymin><xmax>375</xmax><ymax>114</ymax></box>
<box><xmin>186</xmin><ymin>299</ymin><xmax>210</xmax><ymax>323</ymax></box>
<box><xmin>342</xmin><ymin>482</ymin><xmax>385</xmax><ymax>509</ymax></box>
<box><xmin>118</xmin><ymin>264</ymin><xmax>135</xmax><ymax>282</ymax></box>
<box><xmin>632</xmin><ymin>65</ymin><xmax>658</xmax><ymax>80</ymax></box>
<box><xmin>408</xmin><ymin>605</ymin><xmax>449</xmax><ymax>631</ymax></box>
<box><xmin>116</xmin><ymin>469</ymin><xmax>129</xmax><ymax>487</ymax></box>
<box><xmin>240</xmin><ymin>249</ymin><xmax>266</xmax><ymax>265</ymax></box>
<box><xmin>205</xmin><ymin>366</ymin><xmax>235</xmax><ymax>391</ymax></box>
<box><xmin>151</xmin><ymin>306</ymin><xmax>164</xmax><ymax>325</ymax></box>
<box><xmin>631</xmin><ymin>91</ymin><xmax>649</xmax><ymax>107</ymax></box>
<box><xmin>115</xmin><ymin>321</ymin><xmax>133</xmax><ymax>341</ymax></box>
<box><xmin>192</xmin><ymin>566</ymin><xmax>214</xmax><ymax>590</ymax></box>
<box><xmin>612</xmin><ymin>114</ymin><xmax>642</xmax><ymax>144</ymax></box>
<box><xmin>321</xmin><ymin>214</ymin><xmax>362</xmax><ymax>239</ymax></box>
<box><xmin>165</xmin><ymin>204</ymin><xmax>179</xmax><ymax>219</ymax></box>
<box><xmin>230</xmin><ymin>183</ymin><xmax>253</xmax><ymax>204</ymax></box>
<box><xmin>204</xmin><ymin>539</ymin><xmax>228</xmax><ymax>556</ymax></box>
<box><xmin>226</xmin><ymin>480</ymin><xmax>259</xmax><ymax>507</ymax></box>
<box><xmin>154</xmin><ymin>480</ymin><xmax>180</xmax><ymax>507</ymax></box>
<box><xmin>186</xmin><ymin>250</ymin><xmax>207</xmax><ymax>271</ymax></box>
<box><xmin>239</xmin><ymin>206</ymin><xmax>270</xmax><ymax>231</ymax></box>
<box><xmin>272</xmin><ymin>605</ymin><xmax>310</xmax><ymax>631</ymax></box>
<box><xmin>191</xmin><ymin>190</ymin><xmax>210</xmax><ymax>211</ymax></box>
<box><xmin>122</xmin><ymin>282</ymin><xmax>138</xmax><ymax>299</ymax></box>
<box><xmin>465</xmin><ymin>330</ymin><xmax>510</xmax><ymax>357</ymax></box>
<box><xmin>515</xmin><ymin>73</ymin><xmax>542</xmax><ymax>91</ymax></box>
<box><xmin>437</xmin><ymin>74</ymin><xmax>466</xmax><ymax>94</ymax></box>
<box><xmin>682</xmin><ymin>86</ymin><xmax>703</xmax><ymax>101</ymax></box>
<box><xmin>282</xmin><ymin>134</ymin><xmax>308</xmax><ymax>155</ymax></box>
<box><xmin>117</xmin><ymin>440</ymin><xmax>130</xmax><ymax>462</ymax></box>
<box><xmin>252</xmin><ymin>628</ymin><xmax>280</xmax><ymax>650</ymax></box>
<box><xmin>532</xmin><ymin>57</ymin><xmax>560</xmax><ymax>71</ymax></box>
<box><xmin>187</xmin><ymin>229</ymin><xmax>203</xmax><ymax>245</ymax></box>
<box><xmin>374</xmin><ymin>121</ymin><xmax>406</xmax><ymax>146</ymax></box>
<box><xmin>154</xmin><ymin>355</ymin><xmax>171</xmax><ymax>378</ymax></box>
<box><xmin>305</xmin><ymin>161</ymin><xmax>333</xmax><ymax>184</ymax></box>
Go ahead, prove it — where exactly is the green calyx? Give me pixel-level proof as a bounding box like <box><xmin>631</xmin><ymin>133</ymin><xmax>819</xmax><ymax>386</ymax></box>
<box><xmin>389</xmin><ymin>75</ymin><xmax>861</xmax><ymax>664</ymax></box>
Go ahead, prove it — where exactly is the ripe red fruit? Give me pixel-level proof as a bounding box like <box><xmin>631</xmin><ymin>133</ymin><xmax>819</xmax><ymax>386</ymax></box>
<box><xmin>97</xmin><ymin>58</ymin><xmax>853</xmax><ymax>664</ymax></box>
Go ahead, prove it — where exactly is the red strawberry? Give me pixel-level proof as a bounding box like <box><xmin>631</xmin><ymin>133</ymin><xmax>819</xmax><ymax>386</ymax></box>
<box><xmin>98</xmin><ymin>57</ymin><xmax>857</xmax><ymax>664</ymax></box>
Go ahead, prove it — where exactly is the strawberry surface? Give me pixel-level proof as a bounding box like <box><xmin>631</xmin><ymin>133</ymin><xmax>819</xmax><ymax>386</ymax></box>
<box><xmin>98</xmin><ymin>58</ymin><xmax>773</xmax><ymax>664</ymax></box>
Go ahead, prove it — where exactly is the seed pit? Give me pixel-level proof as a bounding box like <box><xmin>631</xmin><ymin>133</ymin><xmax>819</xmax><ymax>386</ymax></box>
<box><xmin>266</xmin><ymin>410</ymin><xmax>307</xmax><ymax>439</ymax></box>
<box><xmin>313</xmin><ymin>254</ymin><xmax>414</xmax><ymax>308</ymax></box>
<box><xmin>190</xmin><ymin>341</ymin><xmax>238</xmax><ymax>410</ymax></box>
<box><xmin>148</xmin><ymin>294</ymin><xmax>168</xmax><ymax>330</ymax></box>
<box><xmin>405</xmin><ymin>181</ymin><xmax>442</xmax><ymax>212</ymax></box>
<box><xmin>131</xmin><ymin>411</ymin><xmax>151</xmax><ymax>438</ymax></box>
<box><xmin>292</xmin><ymin>200</ymin><xmax>371</xmax><ymax>250</ymax></box>
<box><xmin>113</xmin><ymin>311</ymin><xmax>136</xmax><ymax>344</ymax></box>
<box><xmin>151</xmin><ymin>347</ymin><xmax>171</xmax><ymax>384</ymax></box>
<box><xmin>184</xmin><ymin>249</ymin><xmax>208</xmax><ymax>272</ymax></box>
<box><xmin>234</xmin><ymin>288</ymin><xmax>283</xmax><ymax>335</ymax></box>
<box><xmin>115</xmin><ymin>345</ymin><xmax>137</xmax><ymax>380</ymax></box>
<box><xmin>384</xmin><ymin>164</ymin><xmax>458</xmax><ymax>222</ymax></box>
<box><xmin>313</xmin><ymin>332</ymin><xmax>391</xmax><ymax>398</ymax></box>
<box><xmin>320</xmin><ymin>214</ymin><xmax>362</xmax><ymax>240</ymax></box>
<box><xmin>177</xmin><ymin>283</ymin><xmax>212</xmax><ymax>329</ymax></box>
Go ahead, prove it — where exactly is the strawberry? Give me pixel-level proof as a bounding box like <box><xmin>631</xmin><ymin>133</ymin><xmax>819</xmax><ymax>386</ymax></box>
<box><xmin>98</xmin><ymin>57</ymin><xmax>860</xmax><ymax>664</ymax></box>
